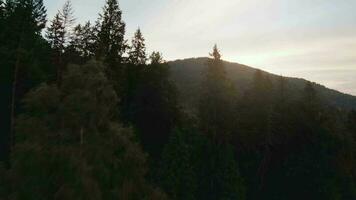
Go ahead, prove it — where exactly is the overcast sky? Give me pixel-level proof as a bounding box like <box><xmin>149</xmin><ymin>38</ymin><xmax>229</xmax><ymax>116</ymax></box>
<box><xmin>45</xmin><ymin>0</ymin><xmax>356</xmax><ymax>95</ymax></box>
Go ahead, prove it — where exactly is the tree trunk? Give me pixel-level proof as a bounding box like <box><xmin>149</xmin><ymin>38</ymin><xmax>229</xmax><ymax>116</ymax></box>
<box><xmin>10</xmin><ymin>52</ymin><xmax>20</xmax><ymax>150</ymax></box>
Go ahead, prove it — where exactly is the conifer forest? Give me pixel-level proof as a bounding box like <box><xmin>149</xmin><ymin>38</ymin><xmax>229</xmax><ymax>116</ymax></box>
<box><xmin>0</xmin><ymin>0</ymin><xmax>356</xmax><ymax>199</ymax></box>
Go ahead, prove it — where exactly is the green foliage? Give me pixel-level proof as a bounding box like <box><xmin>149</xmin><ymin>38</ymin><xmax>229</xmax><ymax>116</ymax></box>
<box><xmin>96</xmin><ymin>0</ymin><xmax>126</xmax><ymax>65</ymax></box>
<box><xmin>128</xmin><ymin>28</ymin><xmax>147</xmax><ymax>65</ymax></box>
<box><xmin>198</xmin><ymin>141</ymin><xmax>245</xmax><ymax>200</ymax></box>
<box><xmin>67</xmin><ymin>21</ymin><xmax>96</xmax><ymax>62</ymax></box>
<box><xmin>0</xmin><ymin>0</ymin><xmax>53</xmax><ymax>162</ymax></box>
<box><xmin>149</xmin><ymin>51</ymin><xmax>164</xmax><ymax>64</ymax></box>
<box><xmin>46</xmin><ymin>13</ymin><xmax>65</xmax><ymax>51</ymax></box>
<box><xmin>160</xmin><ymin>129</ymin><xmax>201</xmax><ymax>200</ymax></box>
<box><xmin>128</xmin><ymin>62</ymin><xmax>180</xmax><ymax>157</ymax></box>
<box><xmin>160</xmin><ymin>128</ymin><xmax>246</xmax><ymax>200</ymax></box>
<box><xmin>2</xmin><ymin>61</ymin><xmax>163</xmax><ymax>200</ymax></box>
<box><xmin>1</xmin><ymin>1</ymin><xmax>356</xmax><ymax>199</ymax></box>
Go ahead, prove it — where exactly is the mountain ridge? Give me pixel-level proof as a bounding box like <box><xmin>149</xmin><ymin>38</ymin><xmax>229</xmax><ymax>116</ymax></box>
<box><xmin>168</xmin><ymin>57</ymin><xmax>356</xmax><ymax>110</ymax></box>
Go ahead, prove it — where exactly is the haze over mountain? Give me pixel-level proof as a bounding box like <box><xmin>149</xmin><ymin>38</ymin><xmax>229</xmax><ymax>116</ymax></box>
<box><xmin>169</xmin><ymin>57</ymin><xmax>356</xmax><ymax>110</ymax></box>
<box><xmin>2</xmin><ymin>0</ymin><xmax>356</xmax><ymax>199</ymax></box>
<box><xmin>44</xmin><ymin>0</ymin><xmax>356</xmax><ymax>96</ymax></box>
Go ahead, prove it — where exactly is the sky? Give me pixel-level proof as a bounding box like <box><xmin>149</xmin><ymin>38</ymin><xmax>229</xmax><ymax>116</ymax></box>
<box><xmin>45</xmin><ymin>0</ymin><xmax>356</xmax><ymax>96</ymax></box>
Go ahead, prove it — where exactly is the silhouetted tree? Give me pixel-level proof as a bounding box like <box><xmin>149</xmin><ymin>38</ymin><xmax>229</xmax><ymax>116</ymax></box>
<box><xmin>66</xmin><ymin>21</ymin><xmax>96</xmax><ymax>63</ymax></box>
<box><xmin>128</xmin><ymin>28</ymin><xmax>147</xmax><ymax>65</ymax></box>
<box><xmin>0</xmin><ymin>0</ymin><xmax>4</xmax><ymax>22</ymax></box>
<box><xmin>1</xmin><ymin>0</ymin><xmax>50</xmax><ymax>157</ymax></box>
<box><xmin>46</xmin><ymin>13</ymin><xmax>65</xmax><ymax>83</ymax></box>
<box><xmin>96</xmin><ymin>0</ymin><xmax>126</xmax><ymax>66</ymax></box>
<box><xmin>131</xmin><ymin>61</ymin><xmax>180</xmax><ymax>158</ymax></box>
<box><xmin>60</xmin><ymin>0</ymin><xmax>75</xmax><ymax>43</ymax></box>
<box><xmin>198</xmin><ymin>45</ymin><xmax>236</xmax><ymax>143</ymax></box>
<box><xmin>149</xmin><ymin>51</ymin><xmax>164</xmax><ymax>64</ymax></box>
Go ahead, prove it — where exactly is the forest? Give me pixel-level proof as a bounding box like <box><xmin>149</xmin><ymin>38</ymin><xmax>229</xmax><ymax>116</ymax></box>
<box><xmin>0</xmin><ymin>0</ymin><xmax>356</xmax><ymax>199</ymax></box>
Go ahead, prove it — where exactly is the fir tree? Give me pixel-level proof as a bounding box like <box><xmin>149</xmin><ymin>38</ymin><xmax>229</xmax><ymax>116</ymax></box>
<box><xmin>96</xmin><ymin>0</ymin><xmax>126</xmax><ymax>65</ymax></box>
<box><xmin>46</xmin><ymin>14</ymin><xmax>65</xmax><ymax>51</ymax></box>
<box><xmin>0</xmin><ymin>0</ymin><xmax>4</xmax><ymax>22</ymax></box>
<box><xmin>160</xmin><ymin>129</ymin><xmax>201</xmax><ymax>200</ymax></box>
<box><xmin>60</xmin><ymin>0</ymin><xmax>75</xmax><ymax>43</ymax></box>
<box><xmin>3</xmin><ymin>0</ymin><xmax>50</xmax><ymax>154</ymax></box>
<box><xmin>149</xmin><ymin>51</ymin><xmax>164</xmax><ymax>64</ymax></box>
<box><xmin>67</xmin><ymin>21</ymin><xmax>96</xmax><ymax>62</ymax></box>
<box><xmin>128</xmin><ymin>28</ymin><xmax>147</xmax><ymax>65</ymax></box>
<box><xmin>3</xmin><ymin>60</ymin><xmax>166</xmax><ymax>199</ymax></box>
<box><xmin>46</xmin><ymin>13</ymin><xmax>65</xmax><ymax>83</ymax></box>
<box><xmin>198</xmin><ymin>45</ymin><xmax>236</xmax><ymax>143</ymax></box>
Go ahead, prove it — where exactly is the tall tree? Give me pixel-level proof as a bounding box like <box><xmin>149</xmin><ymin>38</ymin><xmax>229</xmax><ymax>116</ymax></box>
<box><xmin>159</xmin><ymin>129</ymin><xmax>201</xmax><ymax>200</ymax></box>
<box><xmin>67</xmin><ymin>21</ymin><xmax>96</xmax><ymax>62</ymax></box>
<box><xmin>2</xmin><ymin>61</ymin><xmax>167</xmax><ymax>199</ymax></box>
<box><xmin>2</xmin><ymin>0</ymin><xmax>50</xmax><ymax>156</ymax></box>
<box><xmin>130</xmin><ymin>60</ymin><xmax>180</xmax><ymax>158</ymax></box>
<box><xmin>198</xmin><ymin>45</ymin><xmax>236</xmax><ymax>143</ymax></box>
<box><xmin>128</xmin><ymin>28</ymin><xmax>147</xmax><ymax>65</ymax></box>
<box><xmin>301</xmin><ymin>81</ymin><xmax>323</xmax><ymax>123</ymax></box>
<box><xmin>46</xmin><ymin>13</ymin><xmax>65</xmax><ymax>83</ymax></box>
<box><xmin>149</xmin><ymin>51</ymin><xmax>164</xmax><ymax>64</ymax></box>
<box><xmin>60</xmin><ymin>0</ymin><xmax>75</xmax><ymax>43</ymax></box>
<box><xmin>46</xmin><ymin>0</ymin><xmax>75</xmax><ymax>84</ymax></box>
<box><xmin>0</xmin><ymin>0</ymin><xmax>4</xmax><ymax>22</ymax></box>
<box><xmin>96</xmin><ymin>0</ymin><xmax>126</xmax><ymax>66</ymax></box>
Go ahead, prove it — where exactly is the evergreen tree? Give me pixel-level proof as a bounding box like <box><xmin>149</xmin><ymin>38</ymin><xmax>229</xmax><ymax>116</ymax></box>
<box><xmin>0</xmin><ymin>0</ymin><xmax>4</xmax><ymax>22</ymax></box>
<box><xmin>1</xmin><ymin>0</ymin><xmax>51</xmax><ymax>158</ymax></box>
<box><xmin>60</xmin><ymin>0</ymin><xmax>75</xmax><ymax>44</ymax></box>
<box><xmin>149</xmin><ymin>51</ymin><xmax>164</xmax><ymax>64</ymax></box>
<box><xmin>198</xmin><ymin>45</ymin><xmax>236</xmax><ymax>143</ymax></box>
<box><xmin>2</xmin><ymin>60</ymin><xmax>166</xmax><ymax>200</ymax></box>
<box><xmin>131</xmin><ymin>60</ymin><xmax>180</xmax><ymax>158</ymax></box>
<box><xmin>66</xmin><ymin>21</ymin><xmax>96</xmax><ymax>63</ymax></box>
<box><xmin>96</xmin><ymin>0</ymin><xmax>126</xmax><ymax>65</ymax></box>
<box><xmin>198</xmin><ymin>141</ymin><xmax>245</xmax><ymax>200</ymax></box>
<box><xmin>46</xmin><ymin>0</ymin><xmax>76</xmax><ymax>84</ymax></box>
<box><xmin>298</xmin><ymin>82</ymin><xmax>325</xmax><ymax>131</ymax></box>
<box><xmin>128</xmin><ymin>28</ymin><xmax>147</xmax><ymax>65</ymax></box>
<box><xmin>46</xmin><ymin>13</ymin><xmax>65</xmax><ymax>83</ymax></box>
<box><xmin>46</xmin><ymin>14</ymin><xmax>65</xmax><ymax>51</ymax></box>
<box><xmin>159</xmin><ymin>129</ymin><xmax>201</xmax><ymax>200</ymax></box>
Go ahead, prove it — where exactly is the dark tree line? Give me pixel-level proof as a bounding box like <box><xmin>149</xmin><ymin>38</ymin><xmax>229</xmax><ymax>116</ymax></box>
<box><xmin>1</xmin><ymin>0</ymin><xmax>356</xmax><ymax>199</ymax></box>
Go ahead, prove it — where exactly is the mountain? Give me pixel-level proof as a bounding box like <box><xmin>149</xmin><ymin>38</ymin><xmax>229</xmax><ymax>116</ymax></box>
<box><xmin>168</xmin><ymin>57</ymin><xmax>356</xmax><ymax>110</ymax></box>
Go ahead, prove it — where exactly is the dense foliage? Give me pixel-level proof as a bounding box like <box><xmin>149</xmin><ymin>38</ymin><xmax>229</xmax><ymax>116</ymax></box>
<box><xmin>1</xmin><ymin>0</ymin><xmax>355</xmax><ymax>199</ymax></box>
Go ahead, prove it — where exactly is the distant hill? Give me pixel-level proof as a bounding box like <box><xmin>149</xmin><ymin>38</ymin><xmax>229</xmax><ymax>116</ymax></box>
<box><xmin>168</xmin><ymin>57</ymin><xmax>356</xmax><ymax>110</ymax></box>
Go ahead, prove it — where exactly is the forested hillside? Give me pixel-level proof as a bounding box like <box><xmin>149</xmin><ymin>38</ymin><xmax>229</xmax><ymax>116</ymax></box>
<box><xmin>169</xmin><ymin>57</ymin><xmax>356</xmax><ymax>111</ymax></box>
<box><xmin>0</xmin><ymin>0</ymin><xmax>356</xmax><ymax>200</ymax></box>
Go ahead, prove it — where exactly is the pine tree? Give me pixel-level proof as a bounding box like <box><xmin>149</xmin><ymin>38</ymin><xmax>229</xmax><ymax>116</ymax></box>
<box><xmin>0</xmin><ymin>0</ymin><xmax>4</xmax><ymax>21</ymax></box>
<box><xmin>46</xmin><ymin>13</ymin><xmax>65</xmax><ymax>83</ymax></box>
<box><xmin>160</xmin><ymin>129</ymin><xmax>201</xmax><ymax>200</ymax></box>
<box><xmin>301</xmin><ymin>81</ymin><xmax>322</xmax><ymax>122</ymax></box>
<box><xmin>149</xmin><ymin>51</ymin><xmax>164</xmax><ymax>64</ymax></box>
<box><xmin>67</xmin><ymin>21</ymin><xmax>96</xmax><ymax>62</ymax></box>
<box><xmin>96</xmin><ymin>0</ymin><xmax>126</xmax><ymax>65</ymax></box>
<box><xmin>3</xmin><ymin>60</ymin><xmax>166</xmax><ymax>199</ymax></box>
<box><xmin>46</xmin><ymin>1</ymin><xmax>76</xmax><ymax>84</ymax></box>
<box><xmin>198</xmin><ymin>45</ymin><xmax>236</xmax><ymax>143</ymax></box>
<box><xmin>199</xmin><ymin>140</ymin><xmax>245</xmax><ymax>200</ymax></box>
<box><xmin>4</xmin><ymin>0</ymin><xmax>50</xmax><ymax>154</ymax></box>
<box><xmin>128</xmin><ymin>28</ymin><xmax>147</xmax><ymax>65</ymax></box>
<box><xmin>46</xmin><ymin>14</ymin><xmax>65</xmax><ymax>51</ymax></box>
<box><xmin>131</xmin><ymin>60</ymin><xmax>180</xmax><ymax>158</ymax></box>
<box><xmin>60</xmin><ymin>0</ymin><xmax>75</xmax><ymax>44</ymax></box>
